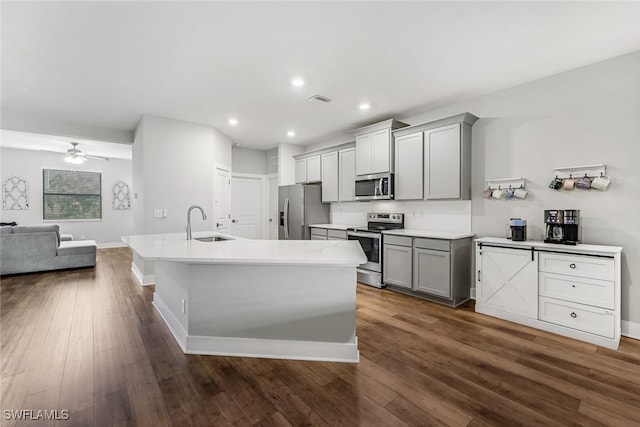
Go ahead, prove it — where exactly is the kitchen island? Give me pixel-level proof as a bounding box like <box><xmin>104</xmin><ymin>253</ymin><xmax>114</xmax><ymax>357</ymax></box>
<box><xmin>122</xmin><ymin>232</ymin><xmax>366</xmax><ymax>362</ymax></box>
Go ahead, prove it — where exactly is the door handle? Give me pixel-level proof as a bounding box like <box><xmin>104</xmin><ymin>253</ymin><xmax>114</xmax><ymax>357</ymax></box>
<box><xmin>269</xmin><ymin>218</ymin><xmax>273</xmax><ymax>222</ymax></box>
<box><xmin>284</xmin><ymin>198</ymin><xmax>290</xmax><ymax>239</ymax></box>
<box><xmin>216</xmin><ymin>222</ymin><xmax>222</xmax><ymax>227</ymax></box>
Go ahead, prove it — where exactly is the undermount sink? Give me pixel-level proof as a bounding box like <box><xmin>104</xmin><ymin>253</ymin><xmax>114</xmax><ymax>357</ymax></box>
<box><xmin>194</xmin><ymin>236</ymin><xmax>231</xmax><ymax>242</ymax></box>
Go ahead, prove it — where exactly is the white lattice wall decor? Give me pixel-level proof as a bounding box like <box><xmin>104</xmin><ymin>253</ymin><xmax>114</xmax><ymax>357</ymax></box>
<box><xmin>3</xmin><ymin>175</ymin><xmax>29</xmax><ymax>210</ymax></box>
<box><xmin>112</xmin><ymin>180</ymin><xmax>131</xmax><ymax>210</ymax></box>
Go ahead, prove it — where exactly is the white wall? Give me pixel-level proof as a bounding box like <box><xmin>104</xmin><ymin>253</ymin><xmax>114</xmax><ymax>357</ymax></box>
<box><xmin>266</xmin><ymin>148</ymin><xmax>278</xmax><ymax>175</ymax></box>
<box><xmin>0</xmin><ymin>147</ymin><xmax>133</xmax><ymax>245</ymax></box>
<box><xmin>132</xmin><ymin>115</ymin><xmax>232</xmax><ymax>236</ymax></box>
<box><xmin>399</xmin><ymin>52</ymin><xmax>640</xmax><ymax>325</ymax></box>
<box><xmin>232</xmin><ymin>146</ymin><xmax>267</xmax><ymax>175</ymax></box>
<box><xmin>277</xmin><ymin>143</ymin><xmax>304</xmax><ymax>186</ymax></box>
<box><xmin>331</xmin><ymin>201</ymin><xmax>471</xmax><ymax>232</ymax></box>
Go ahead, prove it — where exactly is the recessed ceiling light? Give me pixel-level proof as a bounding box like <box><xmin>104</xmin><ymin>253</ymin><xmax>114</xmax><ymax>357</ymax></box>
<box><xmin>291</xmin><ymin>78</ymin><xmax>305</xmax><ymax>87</ymax></box>
<box><xmin>359</xmin><ymin>103</ymin><xmax>370</xmax><ymax>111</ymax></box>
<box><xmin>287</xmin><ymin>130</ymin><xmax>296</xmax><ymax>137</ymax></box>
<box><xmin>228</xmin><ymin>118</ymin><xmax>238</xmax><ymax>126</ymax></box>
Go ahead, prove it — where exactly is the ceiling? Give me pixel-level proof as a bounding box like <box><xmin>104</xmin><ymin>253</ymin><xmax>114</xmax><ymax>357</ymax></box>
<box><xmin>0</xmin><ymin>130</ymin><xmax>132</xmax><ymax>160</ymax></box>
<box><xmin>1</xmin><ymin>1</ymin><xmax>639</xmax><ymax>151</ymax></box>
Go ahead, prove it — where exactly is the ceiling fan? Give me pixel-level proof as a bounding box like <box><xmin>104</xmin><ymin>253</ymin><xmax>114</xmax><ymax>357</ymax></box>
<box><xmin>42</xmin><ymin>142</ymin><xmax>110</xmax><ymax>164</ymax></box>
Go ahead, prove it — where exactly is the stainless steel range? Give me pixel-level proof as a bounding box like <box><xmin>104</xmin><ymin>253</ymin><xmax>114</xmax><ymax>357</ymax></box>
<box><xmin>347</xmin><ymin>212</ymin><xmax>404</xmax><ymax>288</ymax></box>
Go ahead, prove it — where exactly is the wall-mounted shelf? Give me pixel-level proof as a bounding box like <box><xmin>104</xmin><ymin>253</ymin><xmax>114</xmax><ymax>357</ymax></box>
<box><xmin>553</xmin><ymin>164</ymin><xmax>605</xmax><ymax>179</ymax></box>
<box><xmin>486</xmin><ymin>177</ymin><xmax>525</xmax><ymax>190</ymax></box>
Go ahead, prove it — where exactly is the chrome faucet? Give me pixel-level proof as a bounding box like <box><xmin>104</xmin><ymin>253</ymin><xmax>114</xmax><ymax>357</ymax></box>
<box><xmin>186</xmin><ymin>205</ymin><xmax>207</xmax><ymax>240</ymax></box>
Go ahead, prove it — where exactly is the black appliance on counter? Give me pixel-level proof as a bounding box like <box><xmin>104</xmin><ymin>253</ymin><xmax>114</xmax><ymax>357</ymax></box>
<box><xmin>544</xmin><ymin>209</ymin><xmax>581</xmax><ymax>245</ymax></box>
<box><xmin>347</xmin><ymin>212</ymin><xmax>404</xmax><ymax>288</ymax></box>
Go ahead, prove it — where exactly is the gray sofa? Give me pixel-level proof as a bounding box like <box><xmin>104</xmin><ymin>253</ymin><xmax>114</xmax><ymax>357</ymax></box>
<box><xmin>0</xmin><ymin>224</ymin><xmax>97</xmax><ymax>275</ymax></box>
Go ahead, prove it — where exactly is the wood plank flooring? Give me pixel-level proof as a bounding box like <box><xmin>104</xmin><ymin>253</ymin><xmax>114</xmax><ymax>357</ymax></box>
<box><xmin>1</xmin><ymin>247</ymin><xmax>639</xmax><ymax>426</ymax></box>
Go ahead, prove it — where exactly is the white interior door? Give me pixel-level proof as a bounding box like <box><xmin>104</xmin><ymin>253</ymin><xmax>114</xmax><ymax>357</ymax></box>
<box><xmin>267</xmin><ymin>175</ymin><xmax>278</xmax><ymax>240</ymax></box>
<box><xmin>214</xmin><ymin>166</ymin><xmax>231</xmax><ymax>234</ymax></box>
<box><xmin>230</xmin><ymin>175</ymin><xmax>263</xmax><ymax>239</ymax></box>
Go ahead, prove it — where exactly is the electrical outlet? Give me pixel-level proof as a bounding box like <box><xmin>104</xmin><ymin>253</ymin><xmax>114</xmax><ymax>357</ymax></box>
<box><xmin>80</xmin><ymin>234</ymin><xmax>86</xmax><ymax>239</ymax></box>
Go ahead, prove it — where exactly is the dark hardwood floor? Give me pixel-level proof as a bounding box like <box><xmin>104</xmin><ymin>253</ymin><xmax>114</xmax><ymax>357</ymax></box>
<box><xmin>1</xmin><ymin>247</ymin><xmax>639</xmax><ymax>426</ymax></box>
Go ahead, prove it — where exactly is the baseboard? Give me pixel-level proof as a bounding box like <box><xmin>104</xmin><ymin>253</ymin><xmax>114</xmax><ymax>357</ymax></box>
<box><xmin>97</xmin><ymin>242</ymin><xmax>128</xmax><ymax>249</ymax></box>
<box><xmin>622</xmin><ymin>320</ymin><xmax>640</xmax><ymax>340</ymax></box>
<box><xmin>186</xmin><ymin>335</ymin><xmax>359</xmax><ymax>363</ymax></box>
<box><xmin>130</xmin><ymin>262</ymin><xmax>155</xmax><ymax>286</ymax></box>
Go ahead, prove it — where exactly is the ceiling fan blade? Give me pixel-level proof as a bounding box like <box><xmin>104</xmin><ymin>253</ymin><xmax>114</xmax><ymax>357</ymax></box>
<box><xmin>39</xmin><ymin>148</ymin><xmax>66</xmax><ymax>154</ymax></box>
<box><xmin>84</xmin><ymin>154</ymin><xmax>110</xmax><ymax>161</ymax></box>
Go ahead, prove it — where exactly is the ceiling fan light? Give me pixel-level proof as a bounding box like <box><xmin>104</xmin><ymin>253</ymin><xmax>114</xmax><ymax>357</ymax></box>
<box><xmin>64</xmin><ymin>155</ymin><xmax>74</xmax><ymax>163</ymax></box>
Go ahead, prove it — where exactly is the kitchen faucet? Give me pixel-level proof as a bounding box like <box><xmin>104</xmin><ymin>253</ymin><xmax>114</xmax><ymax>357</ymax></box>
<box><xmin>186</xmin><ymin>205</ymin><xmax>207</xmax><ymax>240</ymax></box>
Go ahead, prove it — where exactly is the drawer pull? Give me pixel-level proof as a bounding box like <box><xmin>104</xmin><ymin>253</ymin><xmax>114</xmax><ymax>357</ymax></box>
<box><xmin>570</xmin><ymin>312</ymin><xmax>577</xmax><ymax>318</ymax></box>
<box><xmin>569</xmin><ymin>263</ymin><xmax>576</xmax><ymax>269</ymax></box>
<box><xmin>572</xmin><ymin>284</ymin><xmax>576</xmax><ymax>288</ymax></box>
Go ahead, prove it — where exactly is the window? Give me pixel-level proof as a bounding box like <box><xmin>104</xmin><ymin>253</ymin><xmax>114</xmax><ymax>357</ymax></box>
<box><xmin>43</xmin><ymin>169</ymin><xmax>102</xmax><ymax>220</ymax></box>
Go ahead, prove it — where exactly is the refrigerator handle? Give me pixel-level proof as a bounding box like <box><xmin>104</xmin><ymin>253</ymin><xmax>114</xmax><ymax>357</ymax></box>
<box><xmin>284</xmin><ymin>197</ymin><xmax>290</xmax><ymax>239</ymax></box>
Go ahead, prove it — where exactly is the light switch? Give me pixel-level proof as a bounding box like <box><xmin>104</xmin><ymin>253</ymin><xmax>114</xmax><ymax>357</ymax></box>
<box><xmin>154</xmin><ymin>209</ymin><xmax>163</xmax><ymax>218</ymax></box>
<box><xmin>162</xmin><ymin>209</ymin><xmax>168</xmax><ymax>218</ymax></box>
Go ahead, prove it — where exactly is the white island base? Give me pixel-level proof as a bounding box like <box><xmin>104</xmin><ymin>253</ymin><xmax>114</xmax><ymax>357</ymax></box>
<box><xmin>153</xmin><ymin>261</ymin><xmax>359</xmax><ymax>363</ymax></box>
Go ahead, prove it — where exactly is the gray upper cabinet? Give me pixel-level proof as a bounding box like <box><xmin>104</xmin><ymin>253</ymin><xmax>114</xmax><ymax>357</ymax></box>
<box><xmin>424</xmin><ymin>123</ymin><xmax>462</xmax><ymax>200</ymax></box>
<box><xmin>294</xmin><ymin>158</ymin><xmax>307</xmax><ymax>183</ymax></box>
<box><xmin>394</xmin><ymin>132</ymin><xmax>424</xmax><ymax>200</ymax></box>
<box><xmin>338</xmin><ymin>148</ymin><xmax>356</xmax><ymax>202</ymax></box>
<box><xmin>294</xmin><ymin>155</ymin><xmax>321</xmax><ymax>184</ymax></box>
<box><xmin>353</xmin><ymin>119</ymin><xmax>408</xmax><ymax>175</ymax></box>
<box><xmin>321</xmin><ymin>151</ymin><xmax>338</xmax><ymax>202</ymax></box>
<box><xmin>306</xmin><ymin>155</ymin><xmax>321</xmax><ymax>183</ymax></box>
<box><xmin>393</xmin><ymin>113</ymin><xmax>477</xmax><ymax>201</ymax></box>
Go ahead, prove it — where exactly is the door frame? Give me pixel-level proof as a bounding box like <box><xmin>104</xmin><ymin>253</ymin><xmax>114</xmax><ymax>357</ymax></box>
<box><xmin>230</xmin><ymin>172</ymin><xmax>266</xmax><ymax>239</ymax></box>
<box><xmin>265</xmin><ymin>173</ymin><xmax>278</xmax><ymax>240</ymax></box>
<box><xmin>213</xmin><ymin>163</ymin><xmax>231</xmax><ymax>234</ymax></box>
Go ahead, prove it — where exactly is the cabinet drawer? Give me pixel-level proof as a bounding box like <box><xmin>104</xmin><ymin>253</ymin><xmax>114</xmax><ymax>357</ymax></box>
<box><xmin>327</xmin><ymin>229</ymin><xmax>347</xmax><ymax>239</ymax></box>
<box><xmin>310</xmin><ymin>228</ymin><xmax>328</xmax><ymax>237</ymax></box>
<box><xmin>539</xmin><ymin>296</ymin><xmax>615</xmax><ymax>338</ymax></box>
<box><xmin>539</xmin><ymin>272</ymin><xmax>614</xmax><ymax>310</ymax></box>
<box><xmin>414</xmin><ymin>238</ymin><xmax>450</xmax><ymax>252</ymax></box>
<box><xmin>384</xmin><ymin>235</ymin><xmax>412</xmax><ymax>247</ymax></box>
<box><xmin>539</xmin><ymin>252</ymin><xmax>614</xmax><ymax>281</ymax></box>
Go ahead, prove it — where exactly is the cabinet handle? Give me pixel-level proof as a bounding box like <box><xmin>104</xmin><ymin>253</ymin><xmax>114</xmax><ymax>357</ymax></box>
<box><xmin>569</xmin><ymin>263</ymin><xmax>576</xmax><ymax>269</ymax></box>
<box><xmin>477</xmin><ymin>270</ymin><xmax>481</xmax><ymax>281</ymax></box>
<box><xmin>571</xmin><ymin>284</ymin><xmax>576</xmax><ymax>288</ymax></box>
<box><xmin>570</xmin><ymin>312</ymin><xmax>577</xmax><ymax>318</ymax></box>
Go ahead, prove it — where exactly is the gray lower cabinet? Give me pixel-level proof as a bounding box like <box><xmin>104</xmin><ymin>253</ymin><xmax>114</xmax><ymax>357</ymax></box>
<box><xmin>383</xmin><ymin>235</ymin><xmax>472</xmax><ymax>307</ymax></box>
<box><xmin>310</xmin><ymin>227</ymin><xmax>327</xmax><ymax>240</ymax></box>
<box><xmin>413</xmin><ymin>247</ymin><xmax>451</xmax><ymax>298</ymax></box>
<box><xmin>383</xmin><ymin>244</ymin><xmax>412</xmax><ymax>288</ymax></box>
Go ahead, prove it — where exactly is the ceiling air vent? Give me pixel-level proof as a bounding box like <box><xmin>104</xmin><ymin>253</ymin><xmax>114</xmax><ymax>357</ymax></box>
<box><xmin>307</xmin><ymin>94</ymin><xmax>332</xmax><ymax>104</ymax></box>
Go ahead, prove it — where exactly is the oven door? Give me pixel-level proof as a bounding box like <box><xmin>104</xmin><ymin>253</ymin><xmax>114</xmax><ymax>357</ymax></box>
<box><xmin>347</xmin><ymin>230</ymin><xmax>382</xmax><ymax>272</ymax></box>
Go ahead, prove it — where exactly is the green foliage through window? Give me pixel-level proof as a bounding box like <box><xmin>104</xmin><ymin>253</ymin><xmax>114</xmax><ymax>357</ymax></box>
<box><xmin>43</xmin><ymin>169</ymin><xmax>102</xmax><ymax>220</ymax></box>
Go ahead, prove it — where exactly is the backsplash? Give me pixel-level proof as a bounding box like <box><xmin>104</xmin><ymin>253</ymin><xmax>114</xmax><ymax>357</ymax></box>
<box><xmin>330</xmin><ymin>200</ymin><xmax>472</xmax><ymax>232</ymax></box>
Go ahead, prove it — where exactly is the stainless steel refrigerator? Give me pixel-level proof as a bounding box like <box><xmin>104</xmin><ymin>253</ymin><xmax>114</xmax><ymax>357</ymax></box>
<box><xmin>278</xmin><ymin>184</ymin><xmax>330</xmax><ymax>240</ymax></box>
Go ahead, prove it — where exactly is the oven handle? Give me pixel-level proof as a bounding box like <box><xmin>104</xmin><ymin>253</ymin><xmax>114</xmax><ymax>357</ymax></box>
<box><xmin>348</xmin><ymin>230</ymin><xmax>381</xmax><ymax>239</ymax></box>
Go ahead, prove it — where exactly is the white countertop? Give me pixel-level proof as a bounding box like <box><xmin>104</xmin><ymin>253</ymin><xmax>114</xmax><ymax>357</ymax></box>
<box><xmin>122</xmin><ymin>231</ymin><xmax>367</xmax><ymax>265</ymax></box>
<box><xmin>382</xmin><ymin>229</ymin><xmax>475</xmax><ymax>240</ymax></box>
<box><xmin>308</xmin><ymin>223</ymin><xmax>359</xmax><ymax>231</ymax></box>
<box><xmin>475</xmin><ymin>237</ymin><xmax>622</xmax><ymax>255</ymax></box>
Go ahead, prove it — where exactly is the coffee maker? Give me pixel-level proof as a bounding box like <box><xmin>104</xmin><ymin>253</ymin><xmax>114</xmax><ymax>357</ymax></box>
<box><xmin>544</xmin><ymin>210</ymin><xmax>581</xmax><ymax>245</ymax></box>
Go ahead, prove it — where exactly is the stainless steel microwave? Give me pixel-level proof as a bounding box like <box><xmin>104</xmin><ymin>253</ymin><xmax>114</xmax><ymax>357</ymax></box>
<box><xmin>354</xmin><ymin>173</ymin><xmax>394</xmax><ymax>201</ymax></box>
